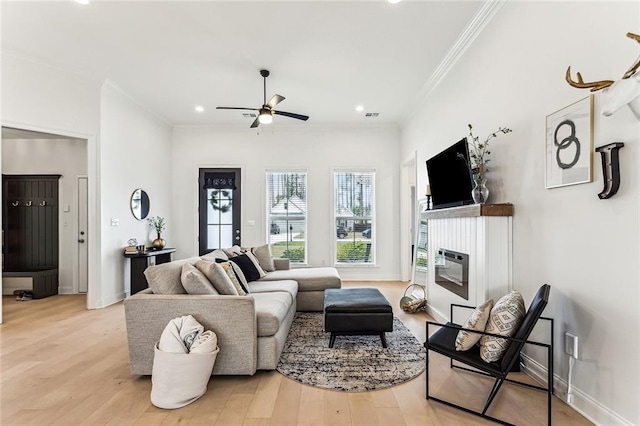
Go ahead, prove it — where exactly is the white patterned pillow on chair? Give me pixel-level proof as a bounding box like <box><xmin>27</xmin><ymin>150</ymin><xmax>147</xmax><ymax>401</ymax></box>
<box><xmin>480</xmin><ymin>291</ymin><xmax>525</xmax><ymax>362</ymax></box>
<box><xmin>455</xmin><ymin>298</ymin><xmax>494</xmax><ymax>351</ymax></box>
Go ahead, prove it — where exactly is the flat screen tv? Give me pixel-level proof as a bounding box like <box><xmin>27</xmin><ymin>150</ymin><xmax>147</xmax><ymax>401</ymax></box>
<box><xmin>426</xmin><ymin>138</ymin><xmax>474</xmax><ymax>209</ymax></box>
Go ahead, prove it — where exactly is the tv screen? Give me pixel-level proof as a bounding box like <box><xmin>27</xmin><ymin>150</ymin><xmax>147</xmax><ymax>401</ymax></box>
<box><xmin>426</xmin><ymin>138</ymin><xmax>474</xmax><ymax>209</ymax></box>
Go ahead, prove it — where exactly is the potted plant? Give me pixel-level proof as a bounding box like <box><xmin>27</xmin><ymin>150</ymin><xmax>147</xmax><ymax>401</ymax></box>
<box><xmin>467</xmin><ymin>124</ymin><xmax>512</xmax><ymax>203</ymax></box>
<box><xmin>147</xmin><ymin>216</ymin><xmax>166</xmax><ymax>249</ymax></box>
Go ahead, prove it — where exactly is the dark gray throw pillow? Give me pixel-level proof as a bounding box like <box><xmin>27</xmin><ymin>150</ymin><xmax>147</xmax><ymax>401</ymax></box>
<box><xmin>228</xmin><ymin>253</ymin><xmax>261</xmax><ymax>283</ymax></box>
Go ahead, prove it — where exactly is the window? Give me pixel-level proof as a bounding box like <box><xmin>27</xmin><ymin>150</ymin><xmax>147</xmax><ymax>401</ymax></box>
<box><xmin>334</xmin><ymin>171</ymin><xmax>375</xmax><ymax>264</ymax></box>
<box><xmin>266</xmin><ymin>172</ymin><xmax>307</xmax><ymax>264</ymax></box>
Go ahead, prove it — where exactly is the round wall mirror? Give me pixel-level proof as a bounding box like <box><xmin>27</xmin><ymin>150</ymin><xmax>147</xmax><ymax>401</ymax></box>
<box><xmin>131</xmin><ymin>188</ymin><xmax>150</xmax><ymax>220</ymax></box>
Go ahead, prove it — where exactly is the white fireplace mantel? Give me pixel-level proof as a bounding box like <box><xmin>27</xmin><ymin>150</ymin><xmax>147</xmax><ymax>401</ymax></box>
<box><xmin>422</xmin><ymin>203</ymin><xmax>513</xmax><ymax>323</ymax></box>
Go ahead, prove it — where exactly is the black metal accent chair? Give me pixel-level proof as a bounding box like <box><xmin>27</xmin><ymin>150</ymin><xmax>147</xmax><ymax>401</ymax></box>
<box><xmin>424</xmin><ymin>284</ymin><xmax>553</xmax><ymax>426</ymax></box>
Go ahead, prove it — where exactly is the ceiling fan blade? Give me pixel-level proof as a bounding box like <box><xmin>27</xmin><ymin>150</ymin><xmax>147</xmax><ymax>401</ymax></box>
<box><xmin>266</xmin><ymin>94</ymin><xmax>285</xmax><ymax>109</ymax></box>
<box><xmin>216</xmin><ymin>106</ymin><xmax>259</xmax><ymax>111</ymax></box>
<box><xmin>250</xmin><ymin>117</ymin><xmax>260</xmax><ymax>128</ymax></box>
<box><xmin>274</xmin><ymin>110</ymin><xmax>309</xmax><ymax>121</ymax></box>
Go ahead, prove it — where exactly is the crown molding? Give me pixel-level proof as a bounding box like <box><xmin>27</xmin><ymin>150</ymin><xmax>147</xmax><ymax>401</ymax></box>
<box><xmin>102</xmin><ymin>79</ymin><xmax>172</xmax><ymax>127</ymax></box>
<box><xmin>1</xmin><ymin>48</ymin><xmax>101</xmax><ymax>85</ymax></box>
<box><xmin>400</xmin><ymin>0</ymin><xmax>507</xmax><ymax>127</ymax></box>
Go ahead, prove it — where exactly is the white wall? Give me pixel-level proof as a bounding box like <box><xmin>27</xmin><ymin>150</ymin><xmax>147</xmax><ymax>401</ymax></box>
<box><xmin>99</xmin><ymin>82</ymin><xmax>173</xmax><ymax>302</ymax></box>
<box><xmin>401</xmin><ymin>2</ymin><xmax>639</xmax><ymax>424</ymax></box>
<box><xmin>2</xmin><ymin>138</ymin><xmax>88</xmax><ymax>294</ymax></box>
<box><xmin>171</xmin><ymin>125</ymin><xmax>401</xmax><ymax>281</ymax></box>
<box><xmin>1</xmin><ymin>52</ymin><xmax>103</xmax><ymax>311</ymax></box>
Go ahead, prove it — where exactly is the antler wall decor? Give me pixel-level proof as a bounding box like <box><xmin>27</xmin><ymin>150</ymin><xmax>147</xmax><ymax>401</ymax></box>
<box><xmin>566</xmin><ymin>32</ymin><xmax>640</xmax><ymax>119</ymax></box>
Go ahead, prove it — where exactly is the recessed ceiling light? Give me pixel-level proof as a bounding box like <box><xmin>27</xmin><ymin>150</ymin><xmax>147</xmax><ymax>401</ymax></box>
<box><xmin>195</xmin><ymin>105</ymin><xmax>205</xmax><ymax>113</ymax></box>
<box><xmin>355</xmin><ymin>105</ymin><xmax>364</xmax><ymax>112</ymax></box>
<box><xmin>387</xmin><ymin>0</ymin><xmax>402</xmax><ymax>4</ymax></box>
<box><xmin>74</xmin><ymin>0</ymin><xmax>90</xmax><ymax>5</ymax></box>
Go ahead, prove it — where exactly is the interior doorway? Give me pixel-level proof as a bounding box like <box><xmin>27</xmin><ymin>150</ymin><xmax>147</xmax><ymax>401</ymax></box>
<box><xmin>1</xmin><ymin>127</ymin><xmax>89</xmax><ymax>322</ymax></box>
<box><xmin>400</xmin><ymin>152</ymin><xmax>417</xmax><ymax>282</ymax></box>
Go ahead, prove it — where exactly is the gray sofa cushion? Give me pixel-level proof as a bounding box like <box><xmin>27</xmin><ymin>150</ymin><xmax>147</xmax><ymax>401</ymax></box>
<box><xmin>273</xmin><ymin>258</ymin><xmax>290</xmax><ymax>271</ymax></box>
<box><xmin>259</xmin><ymin>267</ymin><xmax>341</xmax><ymax>292</ymax></box>
<box><xmin>180</xmin><ymin>263</ymin><xmax>219</xmax><ymax>295</ymax></box>
<box><xmin>251</xmin><ymin>244</ymin><xmax>275</xmax><ymax>272</ymax></box>
<box><xmin>248</xmin><ymin>280</ymin><xmax>298</xmax><ymax>303</ymax></box>
<box><xmin>195</xmin><ymin>260</ymin><xmax>239</xmax><ymax>295</ymax></box>
<box><xmin>144</xmin><ymin>256</ymin><xmax>201</xmax><ymax>294</ymax></box>
<box><xmin>253</xmin><ymin>292</ymin><xmax>293</xmax><ymax>337</ymax></box>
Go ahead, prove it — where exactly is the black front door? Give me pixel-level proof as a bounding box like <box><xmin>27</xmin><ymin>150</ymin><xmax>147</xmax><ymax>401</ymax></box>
<box><xmin>198</xmin><ymin>168</ymin><xmax>241</xmax><ymax>255</ymax></box>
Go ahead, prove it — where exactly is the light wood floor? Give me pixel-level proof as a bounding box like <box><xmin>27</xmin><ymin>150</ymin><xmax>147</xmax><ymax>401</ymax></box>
<box><xmin>0</xmin><ymin>281</ymin><xmax>591</xmax><ymax>425</ymax></box>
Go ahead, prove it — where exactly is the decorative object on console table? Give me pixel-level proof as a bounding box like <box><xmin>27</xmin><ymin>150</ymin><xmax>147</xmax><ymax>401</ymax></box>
<box><xmin>124</xmin><ymin>238</ymin><xmax>138</xmax><ymax>254</ymax></box>
<box><xmin>147</xmin><ymin>216</ymin><xmax>166</xmax><ymax>249</ymax></box>
<box><xmin>124</xmin><ymin>247</ymin><xmax>176</xmax><ymax>295</ymax></box>
<box><xmin>124</xmin><ymin>246</ymin><xmax>138</xmax><ymax>255</ymax></box>
<box><xmin>545</xmin><ymin>97</ymin><xmax>593</xmax><ymax>189</ymax></box>
<box><xmin>467</xmin><ymin>123</ymin><xmax>512</xmax><ymax>204</ymax></box>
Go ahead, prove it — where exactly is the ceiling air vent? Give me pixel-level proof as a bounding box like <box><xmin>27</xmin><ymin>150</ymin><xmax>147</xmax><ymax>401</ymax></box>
<box><xmin>243</xmin><ymin>113</ymin><xmax>257</xmax><ymax>118</ymax></box>
<box><xmin>365</xmin><ymin>112</ymin><xmax>379</xmax><ymax>118</ymax></box>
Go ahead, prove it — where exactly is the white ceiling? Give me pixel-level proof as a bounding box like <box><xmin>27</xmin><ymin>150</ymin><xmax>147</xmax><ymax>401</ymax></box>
<box><xmin>1</xmin><ymin>1</ymin><xmax>484</xmax><ymax>127</ymax></box>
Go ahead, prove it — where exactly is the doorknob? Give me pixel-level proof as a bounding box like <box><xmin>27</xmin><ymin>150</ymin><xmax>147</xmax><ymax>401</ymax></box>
<box><xmin>78</xmin><ymin>239</ymin><xmax>85</xmax><ymax>243</ymax></box>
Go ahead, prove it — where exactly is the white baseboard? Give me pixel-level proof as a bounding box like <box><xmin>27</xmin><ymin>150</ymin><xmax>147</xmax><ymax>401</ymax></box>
<box><xmin>92</xmin><ymin>292</ymin><xmax>125</xmax><ymax>309</ymax></box>
<box><xmin>520</xmin><ymin>354</ymin><xmax>633</xmax><ymax>426</ymax></box>
<box><xmin>425</xmin><ymin>303</ymin><xmax>447</xmax><ymax>323</ymax></box>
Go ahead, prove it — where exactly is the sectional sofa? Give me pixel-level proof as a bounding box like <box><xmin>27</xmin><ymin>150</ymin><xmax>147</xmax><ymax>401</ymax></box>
<box><xmin>124</xmin><ymin>246</ymin><xmax>342</xmax><ymax>376</ymax></box>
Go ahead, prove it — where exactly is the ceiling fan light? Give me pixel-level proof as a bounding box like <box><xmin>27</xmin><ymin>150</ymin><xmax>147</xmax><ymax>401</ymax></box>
<box><xmin>258</xmin><ymin>112</ymin><xmax>273</xmax><ymax>124</ymax></box>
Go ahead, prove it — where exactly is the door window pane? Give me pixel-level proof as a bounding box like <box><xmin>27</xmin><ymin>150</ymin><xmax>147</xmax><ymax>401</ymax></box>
<box><xmin>207</xmin><ymin>189</ymin><xmax>234</xmax><ymax>250</ymax></box>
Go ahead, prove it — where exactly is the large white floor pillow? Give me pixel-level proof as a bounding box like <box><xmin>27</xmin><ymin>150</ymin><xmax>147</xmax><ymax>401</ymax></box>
<box><xmin>151</xmin><ymin>342</ymin><xmax>219</xmax><ymax>409</ymax></box>
<box><xmin>479</xmin><ymin>291</ymin><xmax>525</xmax><ymax>362</ymax></box>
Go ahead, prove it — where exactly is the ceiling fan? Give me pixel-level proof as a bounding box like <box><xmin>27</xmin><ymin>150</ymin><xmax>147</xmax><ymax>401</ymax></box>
<box><xmin>216</xmin><ymin>69</ymin><xmax>310</xmax><ymax>128</ymax></box>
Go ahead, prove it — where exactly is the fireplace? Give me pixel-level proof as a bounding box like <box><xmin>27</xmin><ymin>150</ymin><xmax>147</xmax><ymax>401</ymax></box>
<box><xmin>434</xmin><ymin>248</ymin><xmax>469</xmax><ymax>300</ymax></box>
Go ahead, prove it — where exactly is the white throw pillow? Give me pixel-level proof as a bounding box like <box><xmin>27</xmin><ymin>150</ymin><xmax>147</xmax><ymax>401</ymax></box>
<box><xmin>480</xmin><ymin>291</ymin><xmax>526</xmax><ymax>362</ymax></box>
<box><xmin>455</xmin><ymin>298</ymin><xmax>494</xmax><ymax>351</ymax></box>
<box><xmin>200</xmin><ymin>249</ymin><xmax>228</xmax><ymax>262</ymax></box>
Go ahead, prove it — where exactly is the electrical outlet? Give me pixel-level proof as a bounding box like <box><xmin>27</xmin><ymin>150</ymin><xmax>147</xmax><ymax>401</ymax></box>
<box><xmin>565</xmin><ymin>332</ymin><xmax>579</xmax><ymax>359</ymax></box>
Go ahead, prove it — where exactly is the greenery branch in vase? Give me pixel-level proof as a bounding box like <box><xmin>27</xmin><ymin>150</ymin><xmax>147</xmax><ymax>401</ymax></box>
<box><xmin>147</xmin><ymin>216</ymin><xmax>166</xmax><ymax>249</ymax></box>
<box><xmin>467</xmin><ymin>124</ymin><xmax>512</xmax><ymax>204</ymax></box>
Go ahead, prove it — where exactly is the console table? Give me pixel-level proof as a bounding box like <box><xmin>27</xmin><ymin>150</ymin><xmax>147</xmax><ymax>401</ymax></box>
<box><xmin>124</xmin><ymin>248</ymin><xmax>176</xmax><ymax>295</ymax></box>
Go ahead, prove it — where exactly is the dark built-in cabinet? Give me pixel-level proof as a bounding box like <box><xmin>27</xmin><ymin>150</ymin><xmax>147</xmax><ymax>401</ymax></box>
<box><xmin>2</xmin><ymin>175</ymin><xmax>61</xmax><ymax>298</ymax></box>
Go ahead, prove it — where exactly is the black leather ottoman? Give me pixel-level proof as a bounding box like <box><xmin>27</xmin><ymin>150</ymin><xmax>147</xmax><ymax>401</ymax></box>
<box><xmin>324</xmin><ymin>288</ymin><xmax>393</xmax><ymax>348</ymax></box>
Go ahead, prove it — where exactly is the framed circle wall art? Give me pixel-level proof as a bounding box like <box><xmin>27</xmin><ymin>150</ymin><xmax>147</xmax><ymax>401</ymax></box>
<box><xmin>545</xmin><ymin>96</ymin><xmax>594</xmax><ymax>189</ymax></box>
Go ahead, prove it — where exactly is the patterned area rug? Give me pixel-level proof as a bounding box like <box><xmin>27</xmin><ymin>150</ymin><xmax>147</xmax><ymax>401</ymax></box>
<box><xmin>277</xmin><ymin>312</ymin><xmax>426</xmax><ymax>392</ymax></box>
